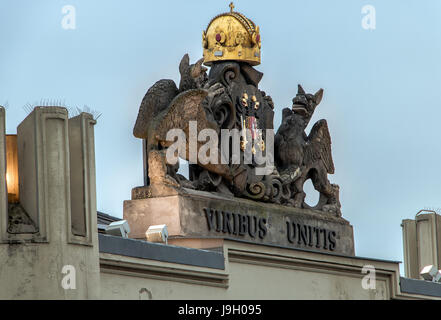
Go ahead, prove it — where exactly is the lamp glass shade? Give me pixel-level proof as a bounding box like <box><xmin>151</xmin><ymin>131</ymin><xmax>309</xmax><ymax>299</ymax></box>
<box><xmin>6</xmin><ymin>135</ymin><xmax>19</xmax><ymax>203</ymax></box>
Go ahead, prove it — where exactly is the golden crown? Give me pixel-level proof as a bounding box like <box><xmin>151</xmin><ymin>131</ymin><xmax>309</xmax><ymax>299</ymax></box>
<box><xmin>202</xmin><ymin>2</ymin><xmax>261</xmax><ymax>66</ymax></box>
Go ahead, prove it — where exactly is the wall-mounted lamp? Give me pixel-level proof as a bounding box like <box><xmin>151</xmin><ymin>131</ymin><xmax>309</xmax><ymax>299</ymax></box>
<box><xmin>105</xmin><ymin>220</ymin><xmax>131</xmax><ymax>238</ymax></box>
<box><xmin>146</xmin><ymin>224</ymin><xmax>169</xmax><ymax>244</ymax></box>
<box><xmin>420</xmin><ymin>265</ymin><xmax>441</xmax><ymax>282</ymax></box>
<box><xmin>6</xmin><ymin>135</ymin><xmax>19</xmax><ymax>203</ymax></box>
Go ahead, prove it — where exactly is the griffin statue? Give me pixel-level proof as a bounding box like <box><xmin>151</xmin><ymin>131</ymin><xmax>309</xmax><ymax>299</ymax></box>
<box><xmin>133</xmin><ymin>3</ymin><xmax>341</xmax><ymax>216</ymax></box>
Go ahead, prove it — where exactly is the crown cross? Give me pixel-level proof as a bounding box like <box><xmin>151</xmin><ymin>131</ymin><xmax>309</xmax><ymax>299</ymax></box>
<box><xmin>229</xmin><ymin>2</ymin><xmax>235</xmax><ymax>12</ymax></box>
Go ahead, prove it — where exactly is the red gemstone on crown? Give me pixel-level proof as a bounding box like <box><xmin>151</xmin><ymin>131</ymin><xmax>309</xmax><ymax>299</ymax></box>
<box><xmin>216</xmin><ymin>34</ymin><xmax>222</xmax><ymax>42</ymax></box>
<box><xmin>256</xmin><ymin>34</ymin><xmax>260</xmax><ymax>43</ymax></box>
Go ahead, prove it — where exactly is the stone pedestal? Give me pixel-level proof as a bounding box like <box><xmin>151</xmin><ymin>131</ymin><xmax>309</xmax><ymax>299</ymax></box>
<box><xmin>124</xmin><ymin>188</ymin><xmax>355</xmax><ymax>256</ymax></box>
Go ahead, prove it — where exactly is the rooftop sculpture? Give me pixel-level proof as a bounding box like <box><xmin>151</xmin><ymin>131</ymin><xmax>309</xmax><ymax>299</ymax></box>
<box><xmin>133</xmin><ymin>3</ymin><xmax>341</xmax><ymax>216</ymax></box>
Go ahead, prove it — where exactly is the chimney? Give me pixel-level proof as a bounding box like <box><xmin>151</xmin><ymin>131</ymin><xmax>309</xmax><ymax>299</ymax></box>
<box><xmin>401</xmin><ymin>210</ymin><xmax>441</xmax><ymax>279</ymax></box>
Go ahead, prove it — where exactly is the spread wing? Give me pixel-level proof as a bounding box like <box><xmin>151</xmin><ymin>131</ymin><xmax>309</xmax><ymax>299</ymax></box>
<box><xmin>133</xmin><ymin>79</ymin><xmax>178</xmax><ymax>139</ymax></box>
<box><xmin>305</xmin><ymin>119</ymin><xmax>335</xmax><ymax>174</ymax></box>
<box><xmin>152</xmin><ymin>89</ymin><xmax>233</xmax><ymax>180</ymax></box>
<box><xmin>153</xmin><ymin>89</ymin><xmax>218</xmax><ymax>144</ymax></box>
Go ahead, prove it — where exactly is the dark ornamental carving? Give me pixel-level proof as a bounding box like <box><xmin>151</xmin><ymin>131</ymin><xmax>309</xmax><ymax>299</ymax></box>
<box><xmin>275</xmin><ymin>85</ymin><xmax>341</xmax><ymax>215</ymax></box>
<box><xmin>132</xmin><ymin>5</ymin><xmax>342</xmax><ymax>217</ymax></box>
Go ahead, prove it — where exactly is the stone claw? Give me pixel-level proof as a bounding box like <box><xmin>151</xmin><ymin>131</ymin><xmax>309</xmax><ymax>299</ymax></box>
<box><xmin>163</xmin><ymin>174</ymin><xmax>180</xmax><ymax>187</ymax></box>
<box><xmin>207</xmin><ymin>83</ymin><xmax>225</xmax><ymax>97</ymax></box>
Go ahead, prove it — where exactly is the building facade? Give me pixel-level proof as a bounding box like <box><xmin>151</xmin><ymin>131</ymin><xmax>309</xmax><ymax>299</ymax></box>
<box><xmin>0</xmin><ymin>106</ymin><xmax>440</xmax><ymax>299</ymax></box>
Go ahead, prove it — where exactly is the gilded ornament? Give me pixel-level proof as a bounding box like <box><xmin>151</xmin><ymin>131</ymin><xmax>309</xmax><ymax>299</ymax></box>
<box><xmin>202</xmin><ymin>3</ymin><xmax>261</xmax><ymax>66</ymax></box>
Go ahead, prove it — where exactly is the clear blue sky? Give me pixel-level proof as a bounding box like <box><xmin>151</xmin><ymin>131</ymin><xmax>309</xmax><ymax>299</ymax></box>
<box><xmin>1</xmin><ymin>0</ymin><xmax>441</xmax><ymax>272</ymax></box>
